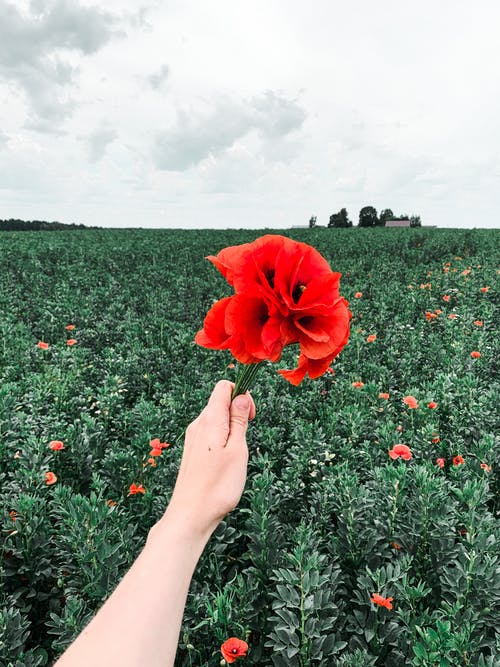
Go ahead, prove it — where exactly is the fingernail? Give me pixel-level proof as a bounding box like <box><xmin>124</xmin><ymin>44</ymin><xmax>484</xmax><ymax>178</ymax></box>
<box><xmin>233</xmin><ymin>394</ymin><xmax>250</xmax><ymax>411</ymax></box>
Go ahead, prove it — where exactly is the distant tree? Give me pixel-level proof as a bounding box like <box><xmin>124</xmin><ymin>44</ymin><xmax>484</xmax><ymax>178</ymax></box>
<box><xmin>0</xmin><ymin>218</ymin><xmax>97</xmax><ymax>231</ymax></box>
<box><xmin>410</xmin><ymin>215</ymin><xmax>422</xmax><ymax>227</ymax></box>
<box><xmin>398</xmin><ymin>214</ymin><xmax>410</xmax><ymax>221</ymax></box>
<box><xmin>328</xmin><ymin>208</ymin><xmax>352</xmax><ymax>228</ymax></box>
<box><xmin>379</xmin><ymin>208</ymin><xmax>394</xmax><ymax>226</ymax></box>
<box><xmin>358</xmin><ymin>206</ymin><xmax>378</xmax><ymax>227</ymax></box>
<box><xmin>308</xmin><ymin>216</ymin><xmax>317</xmax><ymax>228</ymax></box>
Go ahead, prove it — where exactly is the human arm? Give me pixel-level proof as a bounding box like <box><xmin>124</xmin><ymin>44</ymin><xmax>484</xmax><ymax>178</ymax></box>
<box><xmin>54</xmin><ymin>380</ymin><xmax>255</xmax><ymax>667</ymax></box>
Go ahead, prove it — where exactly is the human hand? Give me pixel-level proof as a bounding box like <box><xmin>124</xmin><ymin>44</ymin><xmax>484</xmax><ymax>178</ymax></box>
<box><xmin>162</xmin><ymin>380</ymin><xmax>256</xmax><ymax>539</ymax></box>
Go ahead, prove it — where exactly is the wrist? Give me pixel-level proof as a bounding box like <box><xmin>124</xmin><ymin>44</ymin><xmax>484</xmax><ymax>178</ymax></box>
<box><xmin>151</xmin><ymin>499</ymin><xmax>218</xmax><ymax>548</ymax></box>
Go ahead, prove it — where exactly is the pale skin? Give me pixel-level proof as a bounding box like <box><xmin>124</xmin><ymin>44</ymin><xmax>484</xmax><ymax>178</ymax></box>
<box><xmin>54</xmin><ymin>380</ymin><xmax>256</xmax><ymax>667</ymax></box>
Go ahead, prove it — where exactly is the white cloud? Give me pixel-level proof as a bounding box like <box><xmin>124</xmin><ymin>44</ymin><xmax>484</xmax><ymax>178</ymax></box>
<box><xmin>86</xmin><ymin>124</ymin><xmax>117</xmax><ymax>162</ymax></box>
<box><xmin>0</xmin><ymin>0</ymin><xmax>121</xmax><ymax>129</ymax></box>
<box><xmin>152</xmin><ymin>91</ymin><xmax>306</xmax><ymax>171</ymax></box>
<box><xmin>148</xmin><ymin>63</ymin><xmax>169</xmax><ymax>90</ymax></box>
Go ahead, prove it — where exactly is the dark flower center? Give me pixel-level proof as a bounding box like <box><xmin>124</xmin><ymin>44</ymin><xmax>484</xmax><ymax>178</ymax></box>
<box><xmin>298</xmin><ymin>316</ymin><xmax>313</xmax><ymax>327</ymax></box>
<box><xmin>264</xmin><ymin>268</ymin><xmax>275</xmax><ymax>289</ymax></box>
<box><xmin>292</xmin><ymin>282</ymin><xmax>306</xmax><ymax>303</ymax></box>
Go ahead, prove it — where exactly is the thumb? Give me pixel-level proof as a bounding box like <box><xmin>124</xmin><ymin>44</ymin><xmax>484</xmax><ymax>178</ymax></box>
<box><xmin>228</xmin><ymin>393</ymin><xmax>251</xmax><ymax>443</ymax></box>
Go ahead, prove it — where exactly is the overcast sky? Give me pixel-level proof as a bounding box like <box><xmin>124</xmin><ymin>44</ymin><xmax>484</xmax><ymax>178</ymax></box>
<box><xmin>1</xmin><ymin>0</ymin><xmax>499</xmax><ymax>229</ymax></box>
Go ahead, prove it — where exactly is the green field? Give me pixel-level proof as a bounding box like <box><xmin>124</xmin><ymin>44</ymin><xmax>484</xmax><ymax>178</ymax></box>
<box><xmin>0</xmin><ymin>227</ymin><xmax>499</xmax><ymax>666</ymax></box>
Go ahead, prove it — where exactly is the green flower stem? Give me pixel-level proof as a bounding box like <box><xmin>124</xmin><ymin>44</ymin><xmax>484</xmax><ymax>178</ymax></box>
<box><xmin>231</xmin><ymin>362</ymin><xmax>262</xmax><ymax>399</ymax></box>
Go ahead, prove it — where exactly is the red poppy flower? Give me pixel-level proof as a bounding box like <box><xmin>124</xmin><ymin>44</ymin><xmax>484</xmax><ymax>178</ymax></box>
<box><xmin>443</xmin><ymin>295</ymin><xmax>450</xmax><ymax>302</ymax></box>
<box><xmin>149</xmin><ymin>448</ymin><xmax>162</xmax><ymax>457</ymax></box>
<box><xmin>354</xmin><ymin>292</ymin><xmax>362</xmax><ymax>298</ymax></box>
<box><xmin>351</xmin><ymin>381</ymin><xmax>364</xmax><ymax>388</ymax></box>
<box><xmin>220</xmin><ymin>638</ymin><xmax>248</xmax><ymax>664</ymax></box>
<box><xmin>388</xmin><ymin>444</ymin><xmax>412</xmax><ymax>461</ymax></box>
<box><xmin>128</xmin><ymin>483</ymin><xmax>146</xmax><ymax>495</ymax></box>
<box><xmin>9</xmin><ymin>510</ymin><xmax>17</xmax><ymax>522</ymax></box>
<box><xmin>431</xmin><ymin>434</ymin><xmax>440</xmax><ymax>443</ymax></box>
<box><xmin>436</xmin><ymin>457</ymin><xmax>445</xmax><ymax>469</ymax></box>
<box><xmin>473</xmin><ymin>320</ymin><xmax>483</xmax><ymax>327</ymax></box>
<box><xmin>106</xmin><ymin>499</ymin><xmax>116</xmax><ymax>507</ymax></box>
<box><xmin>448</xmin><ymin>313</ymin><xmax>457</xmax><ymax>320</ymax></box>
<box><xmin>66</xmin><ymin>339</ymin><xmax>77</xmax><ymax>346</ymax></box>
<box><xmin>49</xmin><ymin>440</ymin><xmax>65</xmax><ymax>451</ymax></box>
<box><xmin>149</xmin><ymin>438</ymin><xmax>170</xmax><ymax>450</ymax></box>
<box><xmin>379</xmin><ymin>392</ymin><xmax>390</xmax><ymax>400</ymax></box>
<box><xmin>480</xmin><ymin>286</ymin><xmax>490</xmax><ymax>293</ymax></box>
<box><xmin>366</xmin><ymin>334</ymin><xmax>377</xmax><ymax>343</ymax></box>
<box><xmin>37</xmin><ymin>341</ymin><xmax>49</xmax><ymax>349</ymax></box>
<box><xmin>45</xmin><ymin>471</ymin><xmax>57</xmax><ymax>485</ymax></box>
<box><xmin>453</xmin><ymin>455</ymin><xmax>465</xmax><ymax>466</ymax></box>
<box><xmin>480</xmin><ymin>462</ymin><xmax>492</xmax><ymax>472</ymax></box>
<box><xmin>403</xmin><ymin>395</ymin><xmax>418</xmax><ymax>409</ymax></box>
<box><xmin>391</xmin><ymin>542</ymin><xmax>401</xmax><ymax>550</ymax></box>
<box><xmin>470</xmin><ymin>351</ymin><xmax>481</xmax><ymax>359</ymax></box>
<box><xmin>370</xmin><ymin>593</ymin><xmax>393</xmax><ymax>610</ymax></box>
<box><xmin>65</xmin><ymin>324</ymin><xmax>75</xmax><ymax>330</ymax></box>
<box><xmin>427</xmin><ymin>401</ymin><xmax>437</xmax><ymax>409</ymax></box>
<box><xmin>195</xmin><ymin>235</ymin><xmax>351</xmax><ymax>385</ymax></box>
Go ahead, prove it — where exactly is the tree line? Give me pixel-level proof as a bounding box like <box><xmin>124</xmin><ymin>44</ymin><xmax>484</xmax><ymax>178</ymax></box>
<box><xmin>309</xmin><ymin>207</ymin><xmax>422</xmax><ymax>228</ymax></box>
<box><xmin>0</xmin><ymin>219</ymin><xmax>99</xmax><ymax>231</ymax></box>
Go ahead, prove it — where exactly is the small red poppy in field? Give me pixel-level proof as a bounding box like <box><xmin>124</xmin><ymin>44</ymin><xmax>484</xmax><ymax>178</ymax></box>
<box><xmin>49</xmin><ymin>440</ymin><xmax>65</xmax><ymax>451</ymax></box>
<box><xmin>480</xmin><ymin>286</ymin><xmax>490</xmax><ymax>293</ymax></box>
<box><xmin>45</xmin><ymin>471</ymin><xmax>57</xmax><ymax>485</ymax></box>
<box><xmin>448</xmin><ymin>313</ymin><xmax>457</xmax><ymax>320</ymax></box>
<box><xmin>354</xmin><ymin>292</ymin><xmax>362</xmax><ymax>298</ymax></box>
<box><xmin>425</xmin><ymin>311</ymin><xmax>437</xmax><ymax>320</ymax></box>
<box><xmin>106</xmin><ymin>499</ymin><xmax>116</xmax><ymax>507</ymax></box>
<box><xmin>388</xmin><ymin>444</ymin><xmax>412</xmax><ymax>461</ymax></box>
<box><xmin>403</xmin><ymin>395</ymin><xmax>418</xmax><ymax>409</ymax></box>
<box><xmin>66</xmin><ymin>339</ymin><xmax>77</xmax><ymax>346</ymax></box>
<box><xmin>128</xmin><ymin>483</ymin><xmax>146</xmax><ymax>495</ymax></box>
<box><xmin>9</xmin><ymin>510</ymin><xmax>17</xmax><ymax>522</ymax></box>
<box><xmin>470</xmin><ymin>351</ymin><xmax>481</xmax><ymax>359</ymax></box>
<box><xmin>379</xmin><ymin>392</ymin><xmax>390</xmax><ymax>400</ymax></box>
<box><xmin>391</xmin><ymin>542</ymin><xmax>401</xmax><ymax>550</ymax></box>
<box><xmin>427</xmin><ymin>401</ymin><xmax>437</xmax><ymax>409</ymax></box>
<box><xmin>443</xmin><ymin>295</ymin><xmax>450</xmax><ymax>302</ymax></box>
<box><xmin>431</xmin><ymin>434</ymin><xmax>440</xmax><ymax>443</ymax></box>
<box><xmin>325</xmin><ymin>366</ymin><xmax>334</xmax><ymax>375</ymax></box>
<box><xmin>65</xmin><ymin>324</ymin><xmax>75</xmax><ymax>330</ymax></box>
<box><xmin>220</xmin><ymin>638</ymin><xmax>249</xmax><ymax>664</ymax></box>
<box><xmin>453</xmin><ymin>455</ymin><xmax>465</xmax><ymax>466</ymax></box>
<box><xmin>149</xmin><ymin>438</ymin><xmax>170</xmax><ymax>450</ymax></box>
<box><xmin>366</xmin><ymin>334</ymin><xmax>377</xmax><ymax>343</ymax></box>
<box><xmin>351</xmin><ymin>381</ymin><xmax>364</xmax><ymax>388</ymax></box>
<box><xmin>473</xmin><ymin>320</ymin><xmax>483</xmax><ymax>327</ymax></box>
<box><xmin>461</xmin><ymin>269</ymin><xmax>471</xmax><ymax>276</ymax></box>
<box><xmin>37</xmin><ymin>341</ymin><xmax>49</xmax><ymax>349</ymax></box>
<box><xmin>149</xmin><ymin>447</ymin><xmax>162</xmax><ymax>457</ymax></box>
<box><xmin>434</xmin><ymin>308</ymin><xmax>442</xmax><ymax>316</ymax></box>
<box><xmin>436</xmin><ymin>457</ymin><xmax>445</xmax><ymax>469</ymax></box>
<box><xmin>480</xmin><ymin>462</ymin><xmax>492</xmax><ymax>472</ymax></box>
<box><xmin>370</xmin><ymin>593</ymin><xmax>393</xmax><ymax>610</ymax></box>
<box><xmin>227</xmin><ymin>362</ymin><xmax>235</xmax><ymax>369</ymax></box>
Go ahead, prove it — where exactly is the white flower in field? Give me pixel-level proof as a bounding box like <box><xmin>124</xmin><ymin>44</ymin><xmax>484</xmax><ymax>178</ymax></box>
<box><xmin>310</xmin><ymin>458</ymin><xmax>318</xmax><ymax>465</ymax></box>
<box><xmin>310</xmin><ymin>470</ymin><xmax>318</xmax><ymax>477</ymax></box>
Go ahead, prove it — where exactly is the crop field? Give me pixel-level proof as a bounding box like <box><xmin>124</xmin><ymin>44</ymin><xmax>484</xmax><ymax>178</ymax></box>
<box><xmin>0</xmin><ymin>227</ymin><xmax>499</xmax><ymax>666</ymax></box>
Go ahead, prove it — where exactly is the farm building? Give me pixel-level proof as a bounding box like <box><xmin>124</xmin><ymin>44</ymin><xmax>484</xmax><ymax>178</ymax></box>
<box><xmin>385</xmin><ymin>219</ymin><xmax>411</xmax><ymax>227</ymax></box>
